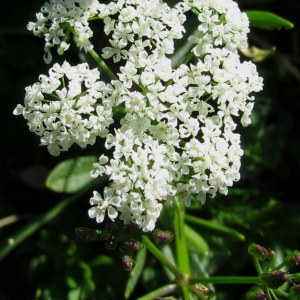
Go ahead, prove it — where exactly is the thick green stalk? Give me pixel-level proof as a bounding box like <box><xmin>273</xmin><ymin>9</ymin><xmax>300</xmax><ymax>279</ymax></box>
<box><xmin>173</xmin><ymin>198</ymin><xmax>190</xmax><ymax>274</ymax></box>
<box><xmin>173</xmin><ymin>197</ymin><xmax>191</xmax><ymax>299</ymax></box>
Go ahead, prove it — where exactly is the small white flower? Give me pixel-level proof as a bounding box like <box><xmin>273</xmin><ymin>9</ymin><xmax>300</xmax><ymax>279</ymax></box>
<box><xmin>27</xmin><ymin>0</ymin><xmax>105</xmax><ymax>63</ymax></box>
<box><xmin>88</xmin><ymin>188</ymin><xmax>121</xmax><ymax>223</ymax></box>
<box><xmin>90</xmin><ymin>155</ymin><xmax>109</xmax><ymax>178</ymax></box>
<box><xmin>140</xmin><ymin>71</ymin><xmax>156</xmax><ymax>86</ymax></box>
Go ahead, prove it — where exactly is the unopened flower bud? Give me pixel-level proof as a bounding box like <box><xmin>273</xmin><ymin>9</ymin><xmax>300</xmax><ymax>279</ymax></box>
<box><xmin>248</xmin><ymin>243</ymin><xmax>275</xmax><ymax>260</ymax></box>
<box><xmin>261</xmin><ymin>270</ymin><xmax>288</xmax><ymax>288</ymax></box>
<box><xmin>295</xmin><ymin>284</ymin><xmax>300</xmax><ymax>294</ymax></box>
<box><xmin>153</xmin><ymin>229</ymin><xmax>174</xmax><ymax>243</ymax></box>
<box><xmin>119</xmin><ymin>240</ymin><xmax>143</xmax><ymax>256</ymax></box>
<box><xmin>255</xmin><ymin>291</ymin><xmax>267</xmax><ymax>300</ymax></box>
<box><xmin>124</xmin><ymin>240</ymin><xmax>144</xmax><ymax>251</ymax></box>
<box><xmin>122</xmin><ymin>255</ymin><xmax>135</xmax><ymax>271</ymax></box>
<box><xmin>288</xmin><ymin>284</ymin><xmax>300</xmax><ymax>299</ymax></box>
<box><xmin>292</xmin><ymin>255</ymin><xmax>300</xmax><ymax>266</ymax></box>
<box><xmin>246</xmin><ymin>286</ymin><xmax>266</xmax><ymax>300</ymax></box>
<box><xmin>284</xmin><ymin>251</ymin><xmax>300</xmax><ymax>269</ymax></box>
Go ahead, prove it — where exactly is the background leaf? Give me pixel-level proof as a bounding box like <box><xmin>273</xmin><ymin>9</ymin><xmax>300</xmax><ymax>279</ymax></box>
<box><xmin>246</xmin><ymin>10</ymin><xmax>294</xmax><ymax>30</ymax></box>
<box><xmin>184</xmin><ymin>224</ymin><xmax>209</xmax><ymax>256</ymax></box>
<box><xmin>46</xmin><ymin>156</ymin><xmax>98</xmax><ymax>193</ymax></box>
<box><xmin>124</xmin><ymin>248</ymin><xmax>147</xmax><ymax>299</ymax></box>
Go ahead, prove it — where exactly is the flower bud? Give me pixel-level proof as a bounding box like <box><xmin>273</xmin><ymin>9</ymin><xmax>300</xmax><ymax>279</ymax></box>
<box><xmin>288</xmin><ymin>284</ymin><xmax>300</xmax><ymax>299</ymax></box>
<box><xmin>122</xmin><ymin>255</ymin><xmax>135</xmax><ymax>271</ymax></box>
<box><xmin>292</xmin><ymin>255</ymin><xmax>300</xmax><ymax>266</ymax></box>
<box><xmin>153</xmin><ymin>229</ymin><xmax>174</xmax><ymax>243</ymax></box>
<box><xmin>261</xmin><ymin>270</ymin><xmax>288</xmax><ymax>288</ymax></box>
<box><xmin>248</xmin><ymin>243</ymin><xmax>275</xmax><ymax>260</ymax></box>
<box><xmin>284</xmin><ymin>251</ymin><xmax>300</xmax><ymax>269</ymax></box>
<box><xmin>246</xmin><ymin>286</ymin><xmax>266</xmax><ymax>300</ymax></box>
<box><xmin>295</xmin><ymin>284</ymin><xmax>300</xmax><ymax>294</ymax></box>
<box><xmin>123</xmin><ymin>240</ymin><xmax>144</xmax><ymax>251</ymax></box>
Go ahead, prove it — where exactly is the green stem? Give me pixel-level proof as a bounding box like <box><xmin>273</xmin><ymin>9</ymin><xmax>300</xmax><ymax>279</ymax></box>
<box><xmin>173</xmin><ymin>197</ymin><xmax>191</xmax><ymax>300</ymax></box>
<box><xmin>190</xmin><ymin>276</ymin><xmax>260</xmax><ymax>285</ymax></box>
<box><xmin>269</xmin><ymin>289</ymin><xmax>280</xmax><ymax>300</ymax></box>
<box><xmin>88</xmin><ymin>49</ymin><xmax>118</xmax><ymax>80</ymax></box>
<box><xmin>265</xmin><ymin>288</ymin><xmax>272</xmax><ymax>300</ymax></box>
<box><xmin>136</xmin><ymin>284</ymin><xmax>177</xmax><ymax>300</ymax></box>
<box><xmin>253</xmin><ymin>257</ymin><xmax>264</xmax><ymax>275</ymax></box>
<box><xmin>274</xmin><ymin>288</ymin><xmax>289</xmax><ymax>298</ymax></box>
<box><xmin>141</xmin><ymin>235</ymin><xmax>183</xmax><ymax>280</ymax></box>
<box><xmin>173</xmin><ymin>198</ymin><xmax>190</xmax><ymax>274</ymax></box>
<box><xmin>88</xmin><ymin>49</ymin><xmax>149</xmax><ymax>96</ymax></box>
<box><xmin>287</xmin><ymin>272</ymin><xmax>300</xmax><ymax>283</ymax></box>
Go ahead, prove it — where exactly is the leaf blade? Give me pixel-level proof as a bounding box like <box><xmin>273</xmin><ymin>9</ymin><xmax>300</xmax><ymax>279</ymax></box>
<box><xmin>184</xmin><ymin>224</ymin><xmax>210</xmax><ymax>256</ymax></box>
<box><xmin>124</xmin><ymin>248</ymin><xmax>147</xmax><ymax>299</ymax></box>
<box><xmin>246</xmin><ymin>10</ymin><xmax>294</xmax><ymax>30</ymax></box>
<box><xmin>46</xmin><ymin>156</ymin><xmax>98</xmax><ymax>193</ymax></box>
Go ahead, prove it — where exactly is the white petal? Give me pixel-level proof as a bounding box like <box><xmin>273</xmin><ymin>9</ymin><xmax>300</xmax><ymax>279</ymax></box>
<box><xmin>88</xmin><ymin>207</ymin><xmax>98</xmax><ymax>218</ymax></box>
<box><xmin>96</xmin><ymin>211</ymin><xmax>105</xmax><ymax>223</ymax></box>
<box><xmin>110</xmin><ymin>196</ymin><xmax>121</xmax><ymax>206</ymax></box>
<box><xmin>107</xmin><ymin>206</ymin><xmax>118</xmax><ymax>221</ymax></box>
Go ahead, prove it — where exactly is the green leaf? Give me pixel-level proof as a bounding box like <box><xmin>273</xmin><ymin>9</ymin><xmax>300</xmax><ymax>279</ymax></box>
<box><xmin>124</xmin><ymin>248</ymin><xmax>147</xmax><ymax>299</ymax></box>
<box><xmin>246</xmin><ymin>10</ymin><xmax>294</xmax><ymax>30</ymax></box>
<box><xmin>0</xmin><ymin>191</ymin><xmax>85</xmax><ymax>261</ymax></box>
<box><xmin>46</xmin><ymin>156</ymin><xmax>98</xmax><ymax>193</ymax></box>
<box><xmin>184</xmin><ymin>224</ymin><xmax>209</xmax><ymax>256</ymax></box>
<box><xmin>185</xmin><ymin>214</ymin><xmax>245</xmax><ymax>241</ymax></box>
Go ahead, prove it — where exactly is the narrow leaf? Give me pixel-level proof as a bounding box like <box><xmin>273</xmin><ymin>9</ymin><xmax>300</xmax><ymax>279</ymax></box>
<box><xmin>124</xmin><ymin>248</ymin><xmax>147</xmax><ymax>299</ymax></box>
<box><xmin>185</xmin><ymin>215</ymin><xmax>245</xmax><ymax>241</ymax></box>
<box><xmin>46</xmin><ymin>156</ymin><xmax>98</xmax><ymax>193</ymax></box>
<box><xmin>0</xmin><ymin>183</ymin><xmax>94</xmax><ymax>261</ymax></box>
<box><xmin>184</xmin><ymin>224</ymin><xmax>209</xmax><ymax>256</ymax></box>
<box><xmin>246</xmin><ymin>10</ymin><xmax>294</xmax><ymax>30</ymax></box>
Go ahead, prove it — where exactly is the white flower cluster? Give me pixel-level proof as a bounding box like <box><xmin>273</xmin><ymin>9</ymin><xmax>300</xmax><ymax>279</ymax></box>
<box><xmin>15</xmin><ymin>0</ymin><xmax>263</xmax><ymax>232</ymax></box>
<box><xmin>14</xmin><ymin>61</ymin><xmax>114</xmax><ymax>156</ymax></box>
<box><xmin>27</xmin><ymin>0</ymin><xmax>107</xmax><ymax>63</ymax></box>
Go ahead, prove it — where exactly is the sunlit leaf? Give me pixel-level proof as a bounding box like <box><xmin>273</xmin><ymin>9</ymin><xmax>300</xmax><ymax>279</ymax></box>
<box><xmin>46</xmin><ymin>156</ymin><xmax>98</xmax><ymax>193</ymax></box>
<box><xmin>246</xmin><ymin>10</ymin><xmax>294</xmax><ymax>30</ymax></box>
